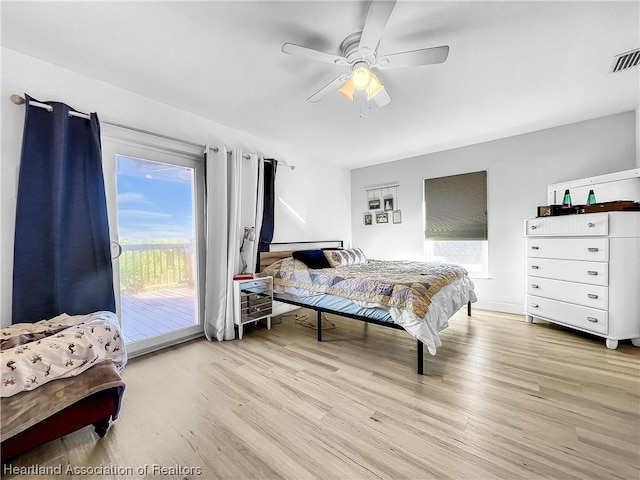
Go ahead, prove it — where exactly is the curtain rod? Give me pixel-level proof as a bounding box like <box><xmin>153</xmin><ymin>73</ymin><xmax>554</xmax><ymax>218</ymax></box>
<box><xmin>9</xmin><ymin>94</ymin><xmax>294</xmax><ymax>169</ymax></box>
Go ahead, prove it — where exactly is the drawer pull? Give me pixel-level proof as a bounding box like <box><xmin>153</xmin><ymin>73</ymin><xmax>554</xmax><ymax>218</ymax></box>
<box><xmin>587</xmin><ymin>317</ymin><xmax>598</xmax><ymax>323</ymax></box>
<box><xmin>531</xmin><ymin>265</ymin><xmax>539</xmax><ymax>269</ymax></box>
<box><xmin>530</xmin><ymin>225</ymin><xmax>537</xmax><ymax>230</ymax></box>
<box><xmin>587</xmin><ymin>270</ymin><xmax>598</xmax><ymax>276</ymax></box>
<box><xmin>587</xmin><ymin>294</ymin><xmax>598</xmax><ymax>299</ymax></box>
<box><xmin>531</xmin><ymin>246</ymin><xmax>540</xmax><ymax>250</ymax></box>
<box><xmin>531</xmin><ymin>284</ymin><xmax>539</xmax><ymax>289</ymax></box>
<box><xmin>587</xmin><ymin>222</ymin><xmax>595</xmax><ymax>228</ymax></box>
<box><xmin>530</xmin><ymin>303</ymin><xmax>539</xmax><ymax>308</ymax></box>
<box><xmin>587</xmin><ymin>247</ymin><xmax>599</xmax><ymax>252</ymax></box>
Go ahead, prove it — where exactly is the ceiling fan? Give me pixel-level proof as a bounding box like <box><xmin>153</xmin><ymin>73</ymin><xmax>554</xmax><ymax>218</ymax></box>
<box><xmin>281</xmin><ymin>0</ymin><xmax>449</xmax><ymax>107</ymax></box>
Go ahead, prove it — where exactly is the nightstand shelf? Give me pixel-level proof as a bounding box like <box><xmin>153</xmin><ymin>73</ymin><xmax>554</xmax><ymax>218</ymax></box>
<box><xmin>233</xmin><ymin>276</ymin><xmax>273</xmax><ymax>339</ymax></box>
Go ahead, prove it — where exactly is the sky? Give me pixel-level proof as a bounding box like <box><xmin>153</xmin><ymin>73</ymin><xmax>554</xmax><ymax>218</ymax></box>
<box><xmin>116</xmin><ymin>155</ymin><xmax>194</xmax><ymax>243</ymax></box>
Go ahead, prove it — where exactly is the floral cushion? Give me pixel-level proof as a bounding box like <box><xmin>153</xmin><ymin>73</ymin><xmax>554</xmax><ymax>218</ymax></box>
<box><xmin>324</xmin><ymin>248</ymin><xmax>367</xmax><ymax>267</ymax></box>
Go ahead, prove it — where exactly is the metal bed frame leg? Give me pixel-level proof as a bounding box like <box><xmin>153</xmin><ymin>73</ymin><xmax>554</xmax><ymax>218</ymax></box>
<box><xmin>317</xmin><ymin>311</ymin><xmax>323</xmax><ymax>341</ymax></box>
<box><xmin>468</xmin><ymin>301</ymin><xmax>471</xmax><ymax>316</ymax></box>
<box><xmin>417</xmin><ymin>340</ymin><xmax>424</xmax><ymax>375</ymax></box>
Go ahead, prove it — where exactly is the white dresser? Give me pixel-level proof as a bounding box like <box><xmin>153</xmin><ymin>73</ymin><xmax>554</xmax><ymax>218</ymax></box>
<box><xmin>524</xmin><ymin>212</ymin><xmax>640</xmax><ymax>349</ymax></box>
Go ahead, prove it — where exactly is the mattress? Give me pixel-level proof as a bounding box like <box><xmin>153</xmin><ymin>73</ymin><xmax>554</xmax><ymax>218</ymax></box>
<box><xmin>273</xmin><ymin>291</ymin><xmax>394</xmax><ymax>324</ymax></box>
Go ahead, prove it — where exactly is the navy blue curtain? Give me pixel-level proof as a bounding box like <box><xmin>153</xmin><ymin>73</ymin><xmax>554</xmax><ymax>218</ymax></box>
<box><xmin>257</xmin><ymin>159</ymin><xmax>277</xmax><ymax>260</ymax></box>
<box><xmin>12</xmin><ymin>94</ymin><xmax>115</xmax><ymax>324</ymax></box>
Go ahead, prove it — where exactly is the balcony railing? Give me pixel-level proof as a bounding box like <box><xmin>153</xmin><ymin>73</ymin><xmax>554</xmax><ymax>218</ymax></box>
<box><xmin>119</xmin><ymin>243</ymin><xmax>194</xmax><ymax>294</ymax></box>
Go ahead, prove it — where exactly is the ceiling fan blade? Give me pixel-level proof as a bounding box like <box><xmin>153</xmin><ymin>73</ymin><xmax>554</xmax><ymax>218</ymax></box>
<box><xmin>375</xmin><ymin>45</ymin><xmax>449</xmax><ymax>69</ymax></box>
<box><xmin>359</xmin><ymin>0</ymin><xmax>397</xmax><ymax>56</ymax></box>
<box><xmin>306</xmin><ymin>73</ymin><xmax>351</xmax><ymax>103</ymax></box>
<box><xmin>372</xmin><ymin>87</ymin><xmax>391</xmax><ymax>108</ymax></box>
<box><xmin>282</xmin><ymin>43</ymin><xmax>348</xmax><ymax>66</ymax></box>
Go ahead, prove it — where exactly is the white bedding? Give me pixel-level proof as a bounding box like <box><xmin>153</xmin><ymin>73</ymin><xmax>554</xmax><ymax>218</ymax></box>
<box><xmin>388</xmin><ymin>275</ymin><xmax>476</xmax><ymax>354</ymax></box>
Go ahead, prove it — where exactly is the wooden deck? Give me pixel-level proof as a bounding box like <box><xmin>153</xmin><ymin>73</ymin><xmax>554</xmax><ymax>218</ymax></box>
<box><xmin>120</xmin><ymin>286</ymin><xmax>197</xmax><ymax>343</ymax></box>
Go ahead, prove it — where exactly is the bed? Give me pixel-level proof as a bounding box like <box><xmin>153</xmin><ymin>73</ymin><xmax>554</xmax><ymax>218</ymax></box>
<box><xmin>1</xmin><ymin>311</ymin><xmax>127</xmax><ymax>462</ymax></box>
<box><xmin>259</xmin><ymin>242</ymin><xmax>477</xmax><ymax>374</ymax></box>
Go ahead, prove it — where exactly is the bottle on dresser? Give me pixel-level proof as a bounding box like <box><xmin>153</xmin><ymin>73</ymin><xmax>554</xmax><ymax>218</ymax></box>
<box><xmin>561</xmin><ymin>189</ymin><xmax>572</xmax><ymax>208</ymax></box>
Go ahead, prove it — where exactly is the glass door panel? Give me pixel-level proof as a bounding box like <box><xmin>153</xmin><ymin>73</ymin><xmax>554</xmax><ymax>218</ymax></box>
<box><xmin>102</xmin><ymin>138</ymin><xmax>204</xmax><ymax>356</ymax></box>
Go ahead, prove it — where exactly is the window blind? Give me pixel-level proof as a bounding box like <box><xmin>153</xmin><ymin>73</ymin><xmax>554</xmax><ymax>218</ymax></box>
<box><xmin>424</xmin><ymin>170</ymin><xmax>487</xmax><ymax>241</ymax></box>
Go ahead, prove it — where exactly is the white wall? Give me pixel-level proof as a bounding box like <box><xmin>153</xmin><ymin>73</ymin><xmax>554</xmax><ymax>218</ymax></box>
<box><xmin>0</xmin><ymin>48</ymin><xmax>351</xmax><ymax>326</ymax></box>
<box><xmin>351</xmin><ymin>112</ymin><xmax>637</xmax><ymax>314</ymax></box>
<box><xmin>636</xmin><ymin>108</ymin><xmax>640</xmax><ymax>167</ymax></box>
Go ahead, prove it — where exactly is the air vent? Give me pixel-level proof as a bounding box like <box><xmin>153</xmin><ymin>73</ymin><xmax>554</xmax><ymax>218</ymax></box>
<box><xmin>610</xmin><ymin>48</ymin><xmax>640</xmax><ymax>73</ymax></box>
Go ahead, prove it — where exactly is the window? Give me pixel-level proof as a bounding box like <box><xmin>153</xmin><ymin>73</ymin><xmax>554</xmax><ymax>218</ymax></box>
<box><xmin>424</xmin><ymin>170</ymin><xmax>488</xmax><ymax>277</ymax></box>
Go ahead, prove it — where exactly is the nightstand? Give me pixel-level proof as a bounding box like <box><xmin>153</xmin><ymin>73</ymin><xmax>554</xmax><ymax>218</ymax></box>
<box><xmin>232</xmin><ymin>276</ymin><xmax>273</xmax><ymax>339</ymax></box>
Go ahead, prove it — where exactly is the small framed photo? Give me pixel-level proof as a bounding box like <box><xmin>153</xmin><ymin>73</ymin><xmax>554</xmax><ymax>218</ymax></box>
<box><xmin>376</xmin><ymin>212</ymin><xmax>388</xmax><ymax>224</ymax></box>
<box><xmin>364</xmin><ymin>213</ymin><xmax>372</xmax><ymax>225</ymax></box>
<box><xmin>368</xmin><ymin>198</ymin><xmax>381</xmax><ymax>210</ymax></box>
<box><xmin>393</xmin><ymin>210</ymin><xmax>402</xmax><ymax>224</ymax></box>
<box><xmin>384</xmin><ymin>196</ymin><xmax>394</xmax><ymax>211</ymax></box>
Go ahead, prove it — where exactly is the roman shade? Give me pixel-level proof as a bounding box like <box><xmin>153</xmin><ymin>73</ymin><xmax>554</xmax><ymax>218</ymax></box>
<box><xmin>424</xmin><ymin>170</ymin><xmax>487</xmax><ymax>241</ymax></box>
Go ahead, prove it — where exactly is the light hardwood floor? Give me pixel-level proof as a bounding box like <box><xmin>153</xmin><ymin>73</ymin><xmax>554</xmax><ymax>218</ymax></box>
<box><xmin>3</xmin><ymin>308</ymin><xmax>639</xmax><ymax>479</ymax></box>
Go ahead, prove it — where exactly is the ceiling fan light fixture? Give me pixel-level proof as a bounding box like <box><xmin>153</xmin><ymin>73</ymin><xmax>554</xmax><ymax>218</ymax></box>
<box><xmin>338</xmin><ymin>68</ymin><xmax>384</xmax><ymax>102</ymax></box>
<box><xmin>366</xmin><ymin>72</ymin><xmax>384</xmax><ymax>99</ymax></box>
<box><xmin>351</xmin><ymin>65</ymin><xmax>372</xmax><ymax>90</ymax></box>
<box><xmin>338</xmin><ymin>77</ymin><xmax>356</xmax><ymax>100</ymax></box>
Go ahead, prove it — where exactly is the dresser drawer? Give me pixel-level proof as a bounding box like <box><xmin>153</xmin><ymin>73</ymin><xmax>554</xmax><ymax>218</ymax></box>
<box><xmin>527</xmin><ymin>258</ymin><xmax>608</xmax><ymax>286</ymax></box>
<box><xmin>240</xmin><ymin>292</ymin><xmax>272</xmax><ymax>307</ymax></box>
<box><xmin>240</xmin><ymin>280</ymin><xmax>272</xmax><ymax>293</ymax></box>
<box><xmin>527</xmin><ymin>295</ymin><xmax>608</xmax><ymax>335</ymax></box>
<box><xmin>527</xmin><ymin>238</ymin><xmax>609</xmax><ymax>262</ymax></box>
<box><xmin>527</xmin><ymin>277</ymin><xmax>608</xmax><ymax>310</ymax></box>
<box><xmin>241</xmin><ymin>306</ymin><xmax>272</xmax><ymax>322</ymax></box>
<box><xmin>526</xmin><ymin>213</ymin><xmax>608</xmax><ymax>236</ymax></box>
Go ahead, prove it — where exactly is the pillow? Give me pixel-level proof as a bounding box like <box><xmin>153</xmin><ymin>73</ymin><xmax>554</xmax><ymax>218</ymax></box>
<box><xmin>292</xmin><ymin>249</ymin><xmax>332</xmax><ymax>269</ymax></box>
<box><xmin>323</xmin><ymin>248</ymin><xmax>367</xmax><ymax>268</ymax></box>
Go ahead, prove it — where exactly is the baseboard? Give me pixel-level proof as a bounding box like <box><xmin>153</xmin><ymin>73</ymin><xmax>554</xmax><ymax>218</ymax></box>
<box><xmin>273</xmin><ymin>300</ymin><xmax>299</xmax><ymax>317</ymax></box>
<box><xmin>472</xmin><ymin>301</ymin><xmax>524</xmax><ymax>315</ymax></box>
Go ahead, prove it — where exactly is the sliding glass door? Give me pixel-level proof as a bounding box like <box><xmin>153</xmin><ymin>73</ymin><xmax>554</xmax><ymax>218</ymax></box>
<box><xmin>102</xmin><ymin>136</ymin><xmax>204</xmax><ymax>356</ymax></box>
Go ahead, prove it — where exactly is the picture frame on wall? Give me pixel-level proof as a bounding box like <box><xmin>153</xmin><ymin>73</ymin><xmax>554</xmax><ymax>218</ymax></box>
<box><xmin>393</xmin><ymin>210</ymin><xmax>402</xmax><ymax>224</ymax></box>
<box><xmin>368</xmin><ymin>198</ymin><xmax>381</xmax><ymax>210</ymax></box>
<box><xmin>364</xmin><ymin>213</ymin><xmax>372</xmax><ymax>225</ymax></box>
<box><xmin>384</xmin><ymin>196</ymin><xmax>394</xmax><ymax>211</ymax></box>
<box><xmin>376</xmin><ymin>212</ymin><xmax>389</xmax><ymax>224</ymax></box>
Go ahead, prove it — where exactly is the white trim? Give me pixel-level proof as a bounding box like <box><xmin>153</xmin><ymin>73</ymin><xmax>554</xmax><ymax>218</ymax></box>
<box><xmin>472</xmin><ymin>301</ymin><xmax>525</xmax><ymax>315</ymax></box>
<box><xmin>126</xmin><ymin>331</ymin><xmax>204</xmax><ymax>359</ymax></box>
<box><xmin>102</xmin><ymin>127</ymin><xmax>205</xmax><ymax>161</ymax></box>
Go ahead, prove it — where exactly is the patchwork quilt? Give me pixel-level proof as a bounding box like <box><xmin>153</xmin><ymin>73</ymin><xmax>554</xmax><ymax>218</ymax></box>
<box><xmin>263</xmin><ymin>257</ymin><xmax>477</xmax><ymax>354</ymax></box>
<box><xmin>264</xmin><ymin>258</ymin><xmax>469</xmax><ymax>320</ymax></box>
<box><xmin>1</xmin><ymin>311</ymin><xmax>127</xmax><ymax>397</ymax></box>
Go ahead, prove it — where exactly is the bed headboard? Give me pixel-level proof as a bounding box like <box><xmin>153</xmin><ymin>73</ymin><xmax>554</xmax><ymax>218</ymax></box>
<box><xmin>258</xmin><ymin>240</ymin><xmax>344</xmax><ymax>272</ymax></box>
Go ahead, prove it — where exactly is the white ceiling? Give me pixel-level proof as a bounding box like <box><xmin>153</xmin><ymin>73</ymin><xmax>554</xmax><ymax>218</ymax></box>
<box><xmin>2</xmin><ymin>1</ymin><xmax>638</xmax><ymax>169</ymax></box>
